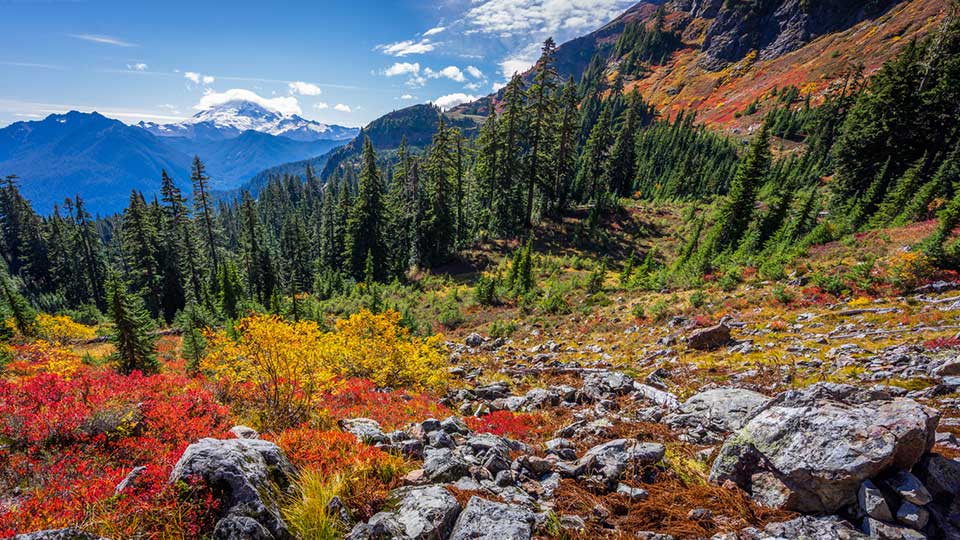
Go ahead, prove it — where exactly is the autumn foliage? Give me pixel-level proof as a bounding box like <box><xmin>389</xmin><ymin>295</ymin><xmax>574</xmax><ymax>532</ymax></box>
<box><xmin>202</xmin><ymin>310</ymin><xmax>449</xmax><ymax>430</ymax></box>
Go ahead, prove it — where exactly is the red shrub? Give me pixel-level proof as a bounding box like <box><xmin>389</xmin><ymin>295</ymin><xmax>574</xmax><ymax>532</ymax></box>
<box><xmin>319</xmin><ymin>378</ymin><xmax>450</xmax><ymax>431</ymax></box>
<box><xmin>465</xmin><ymin>410</ymin><xmax>552</xmax><ymax>443</ymax></box>
<box><xmin>0</xmin><ymin>365</ymin><xmax>232</xmax><ymax>538</ymax></box>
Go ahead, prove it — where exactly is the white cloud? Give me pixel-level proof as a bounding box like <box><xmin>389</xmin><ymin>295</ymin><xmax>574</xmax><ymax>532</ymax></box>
<box><xmin>500</xmin><ymin>57</ymin><xmax>535</xmax><ymax>78</ymax></box>
<box><xmin>400</xmin><ymin>94</ymin><xmax>416</xmax><ymax>100</ymax></box>
<box><xmin>376</xmin><ymin>38</ymin><xmax>436</xmax><ymax>56</ymax></box>
<box><xmin>425</xmin><ymin>66</ymin><xmax>466</xmax><ymax>82</ymax></box>
<box><xmin>127</xmin><ymin>62</ymin><xmax>148</xmax><ymax>71</ymax></box>
<box><xmin>184</xmin><ymin>71</ymin><xmax>216</xmax><ymax>85</ymax></box>
<box><xmin>288</xmin><ymin>81</ymin><xmax>322</xmax><ymax>95</ymax></box>
<box><xmin>334</xmin><ymin>103</ymin><xmax>352</xmax><ymax>112</ymax></box>
<box><xmin>465</xmin><ymin>65</ymin><xmax>484</xmax><ymax>79</ymax></box>
<box><xmin>464</xmin><ymin>82</ymin><xmax>481</xmax><ymax>91</ymax></box>
<box><xmin>314</xmin><ymin>102</ymin><xmax>329</xmax><ymax>109</ymax></box>
<box><xmin>195</xmin><ymin>88</ymin><xmax>302</xmax><ymax>116</ymax></box>
<box><xmin>431</xmin><ymin>93</ymin><xmax>478</xmax><ymax>111</ymax></box>
<box><xmin>383</xmin><ymin>62</ymin><xmax>420</xmax><ymax>77</ymax></box>
<box><xmin>69</xmin><ymin>33</ymin><xmax>137</xmax><ymax>47</ymax></box>
<box><xmin>423</xmin><ymin>25</ymin><xmax>446</xmax><ymax>36</ymax></box>
<box><xmin>492</xmin><ymin>81</ymin><xmax>506</xmax><ymax>92</ymax></box>
<box><xmin>465</xmin><ymin>0</ymin><xmax>634</xmax><ymax>38</ymax></box>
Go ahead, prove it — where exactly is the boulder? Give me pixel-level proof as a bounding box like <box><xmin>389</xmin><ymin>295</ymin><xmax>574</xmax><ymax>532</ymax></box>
<box><xmin>465</xmin><ymin>333</ymin><xmax>485</xmax><ymax>347</ymax></box>
<box><xmin>664</xmin><ymin>388</ymin><xmax>770</xmax><ymax>443</ymax></box>
<box><xmin>170</xmin><ymin>437</ymin><xmax>295</xmax><ymax>539</ymax></box>
<box><xmin>578</xmin><ymin>439</ymin><xmax>665</xmax><ymax>487</ymax></box>
<box><xmin>348</xmin><ymin>485</ymin><xmax>461</xmax><ymax>539</ymax></box>
<box><xmin>709</xmin><ymin>383</ymin><xmax>939</xmax><ymax>513</ymax></box>
<box><xmin>861</xmin><ymin>518</ymin><xmax>927</xmax><ymax>539</ymax></box>
<box><xmin>449</xmin><ymin>497</ymin><xmax>536</xmax><ymax>540</ymax></box>
<box><xmin>212</xmin><ymin>515</ymin><xmax>275</xmax><ymax>540</ymax></box>
<box><xmin>340</xmin><ymin>418</ymin><xmax>389</xmax><ymax>444</ymax></box>
<box><xmin>858</xmin><ymin>479</ymin><xmax>893</xmax><ymax>521</ymax></box>
<box><xmin>883</xmin><ymin>470</ymin><xmax>933</xmax><ymax>506</ymax></box>
<box><xmin>423</xmin><ymin>448</ymin><xmax>469</xmax><ymax>483</ymax></box>
<box><xmin>581</xmin><ymin>371</ymin><xmax>636</xmax><ymax>401</ymax></box>
<box><xmin>896</xmin><ymin>501</ymin><xmax>930</xmax><ymax>529</ymax></box>
<box><xmin>687</xmin><ymin>324</ymin><xmax>731</xmax><ymax>351</ymax></box>
<box><xmin>713</xmin><ymin>516</ymin><xmax>868</xmax><ymax>539</ymax></box>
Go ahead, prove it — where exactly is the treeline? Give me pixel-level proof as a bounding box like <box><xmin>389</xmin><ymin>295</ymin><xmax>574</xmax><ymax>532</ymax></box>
<box><xmin>1</xmin><ymin>8</ymin><xmax>958</xmax><ymax>326</ymax></box>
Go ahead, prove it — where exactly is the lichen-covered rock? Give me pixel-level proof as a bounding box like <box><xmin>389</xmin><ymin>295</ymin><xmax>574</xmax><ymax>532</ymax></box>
<box><xmin>711</xmin><ymin>515</ymin><xmax>868</xmax><ymax>539</ymax></box>
<box><xmin>581</xmin><ymin>371</ymin><xmax>635</xmax><ymax>401</ymax></box>
<box><xmin>347</xmin><ymin>485</ymin><xmax>461</xmax><ymax>540</ymax></box>
<box><xmin>709</xmin><ymin>383</ymin><xmax>939</xmax><ymax>513</ymax></box>
<box><xmin>578</xmin><ymin>438</ymin><xmax>665</xmax><ymax>487</ymax></box>
<box><xmin>664</xmin><ymin>388</ymin><xmax>770</xmax><ymax>443</ymax></box>
<box><xmin>449</xmin><ymin>497</ymin><xmax>536</xmax><ymax>540</ymax></box>
<box><xmin>212</xmin><ymin>515</ymin><xmax>275</xmax><ymax>540</ymax></box>
<box><xmin>340</xmin><ymin>418</ymin><xmax>389</xmax><ymax>444</ymax></box>
<box><xmin>170</xmin><ymin>437</ymin><xmax>295</xmax><ymax>539</ymax></box>
<box><xmin>423</xmin><ymin>447</ymin><xmax>469</xmax><ymax>483</ymax></box>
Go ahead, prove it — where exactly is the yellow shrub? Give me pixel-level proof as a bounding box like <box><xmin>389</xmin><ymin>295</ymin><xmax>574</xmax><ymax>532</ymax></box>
<box><xmin>319</xmin><ymin>310</ymin><xmax>448</xmax><ymax>392</ymax></box>
<box><xmin>201</xmin><ymin>310</ymin><xmax>448</xmax><ymax>430</ymax></box>
<box><xmin>36</xmin><ymin>314</ymin><xmax>97</xmax><ymax>343</ymax></box>
<box><xmin>6</xmin><ymin>340</ymin><xmax>84</xmax><ymax>379</ymax></box>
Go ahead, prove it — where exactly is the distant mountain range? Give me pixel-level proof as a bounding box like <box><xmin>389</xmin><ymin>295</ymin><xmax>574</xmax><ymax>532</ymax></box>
<box><xmin>0</xmin><ymin>100</ymin><xmax>358</xmax><ymax>213</ymax></box>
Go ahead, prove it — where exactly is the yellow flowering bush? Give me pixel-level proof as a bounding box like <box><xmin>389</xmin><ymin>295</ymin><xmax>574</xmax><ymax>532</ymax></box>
<box><xmin>319</xmin><ymin>309</ymin><xmax>448</xmax><ymax>392</ymax></box>
<box><xmin>5</xmin><ymin>340</ymin><xmax>84</xmax><ymax>379</ymax></box>
<box><xmin>201</xmin><ymin>310</ymin><xmax>448</xmax><ymax>430</ymax></box>
<box><xmin>36</xmin><ymin>314</ymin><xmax>97</xmax><ymax>343</ymax></box>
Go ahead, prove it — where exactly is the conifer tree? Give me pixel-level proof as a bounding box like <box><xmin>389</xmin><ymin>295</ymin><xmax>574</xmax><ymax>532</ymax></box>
<box><xmin>344</xmin><ymin>137</ymin><xmax>385</xmax><ymax>280</ymax></box>
<box><xmin>120</xmin><ymin>190</ymin><xmax>163</xmax><ymax>318</ymax></box>
<box><xmin>191</xmin><ymin>157</ymin><xmax>221</xmax><ymax>280</ymax></box>
<box><xmin>0</xmin><ymin>271</ymin><xmax>36</xmax><ymax>337</ymax></box>
<box><xmin>106</xmin><ymin>273</ymin><xmax>158</xmax><ymax>375</ymax></box>
<box><xmin>701</xmin><ymin>122</ymin><xmax>771</xmax><ymax>261</ymax></box>
<box><xmin>525</xmin><ymin>38</ymin><xmax>558</xmax><ymax>227</ymax></box>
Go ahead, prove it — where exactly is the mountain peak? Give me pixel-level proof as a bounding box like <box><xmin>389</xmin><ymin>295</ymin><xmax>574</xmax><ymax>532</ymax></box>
<box><xmin>139</xmin><ymin>98</ymin><xmax>358</xmax><ymax>143</ymax></box>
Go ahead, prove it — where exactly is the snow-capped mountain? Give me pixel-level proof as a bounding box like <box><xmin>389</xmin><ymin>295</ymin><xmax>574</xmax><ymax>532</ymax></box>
<box><xmin>138</xmin><ymin>100</ymin><xmax>358</xmax><ymax>142</ymax></box>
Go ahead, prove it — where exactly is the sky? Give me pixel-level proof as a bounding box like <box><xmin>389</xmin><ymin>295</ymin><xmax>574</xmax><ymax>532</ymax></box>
<box><xmin>0</xmin><ymin>0</ymin><xmax>636</xmax><ymax>128</ymax></box>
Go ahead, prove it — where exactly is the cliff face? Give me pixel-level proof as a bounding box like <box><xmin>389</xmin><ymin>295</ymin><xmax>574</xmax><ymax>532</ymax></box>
<box><xmin>679</xmin><ymin>0</ymin><xmax>906</xmax><ymax>69</ymax></box>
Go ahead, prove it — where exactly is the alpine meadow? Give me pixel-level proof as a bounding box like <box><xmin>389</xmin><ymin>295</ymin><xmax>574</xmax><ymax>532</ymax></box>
<box><xmin>3</xmin><ymin>1</ymin><xmax>960</xmax><ymax>539</ymax></box>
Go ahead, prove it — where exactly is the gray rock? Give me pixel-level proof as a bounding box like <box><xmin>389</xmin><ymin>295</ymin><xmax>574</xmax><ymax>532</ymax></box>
<box><xmin>449</xmin><ymin>497</ymin><xmax>536</xmax><ymax>540</ymax></box>
<box><xmin>884</xmin><ymin>471</ymin><xmax>933</xmax><ymax>506</ymax></box>
<box><xmin>340</xmin><ymin>418</ymin><xmax>389</xmax><ymax>444</ymax></box>
<box><xmin>616</xmin><ymin>483</ymin><xmax>649</xmax><ymax>501</ymax></box>
<box><xmin>212</xmin><ymin>515</ymin><xmax>275</xmax><ymax>540</ymax></box>
<box><xmin>717</xmin><ymin>515</ymin><xmax>868</xmax><ymax>539</ymax></box>
<box><xmin>229</xmin><ymin>425</ymin><xmax>260</xmax><ymax>439</ymax></box>
<box><xmin>896</xmin><ymin>501</ymin><xmax>930</xmax><ymax>529</ymax></box>
<box><xmin>709</xmin><ymin>383</ymin><xmax>939</xmax><ymax>513</ymax></box>
<box><xmin>349</xmin><ymin>485</ymin><xmax>461</xmax><ymax>540</ymax></box>
<box><xmin>581</xmin><ymin>371</ymin><xmax>635</xmax><ymax>401</ymax></box>
<box><xmin>465</xmin><ymin>333</ymin><xmax>485</xmax><ymax>347</ymax></box>
<box><xmin>636</xmin><ymin>533</ymin><xmax>675</xmax><ymax>540</ymax></box>
<box><xmin>861</xmin><ymin>517</ymin><xmax>928</xmax><ymax>539</ymax></box>
<box><xmin>421</xmin><ymin>418</ymin><xmax>442</xmax><ymax>433</ymax></box>
<box><xmin>169</xmin><ymin>437</ymin><xmax>294</xmax><ymax>540</ymax></box>
<box><xmin>115</xmin><ymin>465</ymin><xmax>147</xmax><ymax>494</ymax></box>
<box><xmin>423</xmin><ymin>448</ymin><xmax>469</xmax><ymax>483</ymax></box>
<box><xmin>915</xmin><ymin>453</ymin><xmax>960</xmax><ymax>499</ymax></box>
<box><xmin>440</xmin><ymin>416</ymin><xmax>471</xmax><ymax>435</ymax></box>
<box><xmin>858</xmin><ymin>479</ymin><xmax>893</xmax><ymax>521</ymax></box>
<box><xmin>13</xmin><ymin>530</ymin><xmax>108</xmax><ymax>540</ymax></box>
<box><xmin>932</xmin><ymin>357</ymin><xmax>960</xmax><ymax>378</ymax></box>
<box><xmin>687</xmin><ymin>324</ymin><xmax>731</xmax><ymax>350</ymax></box>
<box><xmin>665</xmin><ymin>388</ymin><xmax>770</xmax><ymax>444</ymax></box>
<box><xmin>578</xmin><ymin>439</ymin><xmax>665</xmax><ymax>486</ymax></box>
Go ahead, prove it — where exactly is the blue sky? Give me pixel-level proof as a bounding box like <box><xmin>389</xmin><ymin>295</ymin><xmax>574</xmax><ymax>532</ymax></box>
<box><xmin>0</xmin><ymin>0</ymin><xmax>636</xmax><ymax>128</ymax></box>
